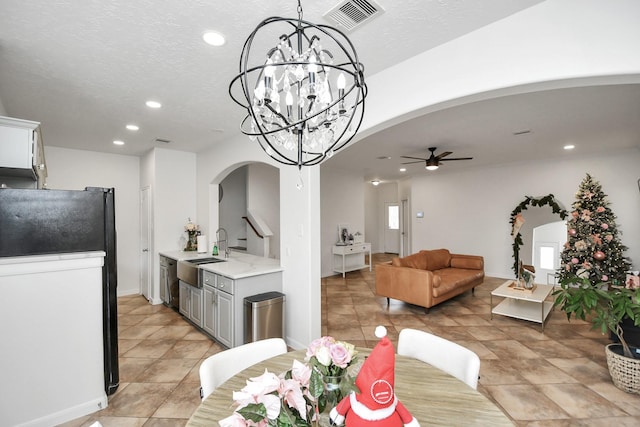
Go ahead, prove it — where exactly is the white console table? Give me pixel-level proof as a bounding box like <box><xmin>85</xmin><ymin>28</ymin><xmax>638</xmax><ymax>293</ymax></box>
<box><xmin>332</xmin><ymin>243</ymin><xmax>371</xmax><ymax>278</ymax></box>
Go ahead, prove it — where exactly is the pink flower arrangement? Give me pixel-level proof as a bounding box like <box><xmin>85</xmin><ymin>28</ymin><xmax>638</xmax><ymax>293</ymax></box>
<box><xmin>220</xmin><ymin>337</ymin><xmax>358</xmax><ymax>427</ymax></box>
<box><xmin>601</xmin><ymin>223</ymin><xmax>609</xmax><ymax>230</ymax></box>
<box><xmin>305</xmin><ymin>336</ymin><xmax>357</xmax><ymax>376</ymax></box>
<box><xmin>219</xmin><ymin>360</ymin><xmax>320</xmax><ymax>427</ymax></box>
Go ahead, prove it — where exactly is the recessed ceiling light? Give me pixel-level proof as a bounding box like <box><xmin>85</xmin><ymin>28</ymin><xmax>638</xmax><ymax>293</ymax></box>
<box><xmin>146</xmin><ymin>100</ymin><xmax>162</xmax><ymax>109</ymax></box>
<box><xmin>126</xmin><ymin>124</ymin><xmax>139</xmax><ymax>131</ymax></box>
<box><xmin>399</xmin><ymin>168</ymin><xmax>406</xmax><ymax>172</ymax></box>
<box><xmin>113</xmin><ymin>140</ymin><xmax>125</xmax><ymax>146</ymax></box>
<box><xmin>371</xmin><ymin>180</ymin><xmax>380</xmax><ymax>186</ymax></box>
<box><xmin>564</xmin><ymin>144</ymin><xmax>575</xmax><ymax>150</ymax></box>
<box><xmin>203</xmin><ymin>31</ymin><xmax>226</xmax><ymax>46</ymax></box>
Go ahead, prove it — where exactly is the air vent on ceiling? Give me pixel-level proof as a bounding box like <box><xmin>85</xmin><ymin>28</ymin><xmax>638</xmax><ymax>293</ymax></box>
<box><xmin>154</xmin><ymin>138</ymin><xmax>171</xmax><ymax>144</ymax></box>
<box><xmin>323</xmin><ymin>0</ymin><xmax>384</xmax><ymax>32</ymax></box>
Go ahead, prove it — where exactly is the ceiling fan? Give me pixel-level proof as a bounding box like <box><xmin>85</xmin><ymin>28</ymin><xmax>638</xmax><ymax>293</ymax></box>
<box><xmin>401</xmin><ymin>147</ymin><xmax>473</xmax><ymax>171</ymax></box>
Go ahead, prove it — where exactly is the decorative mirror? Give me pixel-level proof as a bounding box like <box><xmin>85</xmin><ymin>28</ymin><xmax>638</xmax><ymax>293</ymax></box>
<box><xmin>509</xmin><ymin>194</ymin><xmax>568</xmax><ymax>278</ymax></box>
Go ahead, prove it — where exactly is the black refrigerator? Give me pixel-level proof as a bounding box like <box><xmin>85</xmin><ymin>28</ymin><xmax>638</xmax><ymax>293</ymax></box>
<box><xmin>0</xmin><ymin>187</ymin><xmax>119</xmax><ymax>395</ymax></box>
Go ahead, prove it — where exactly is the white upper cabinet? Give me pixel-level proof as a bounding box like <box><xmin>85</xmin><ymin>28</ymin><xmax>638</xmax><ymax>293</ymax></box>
<box><xmin>0</xmin><ymin>116</ymin><xmax>47</xmax><ymax>188</ymax></box>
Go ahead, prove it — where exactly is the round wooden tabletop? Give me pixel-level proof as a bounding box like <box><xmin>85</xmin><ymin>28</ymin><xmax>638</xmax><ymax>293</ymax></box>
<box><xmin>187</xmin><ymin>348</ymin><xmax>513</xmax><ymax>427</ymax></box>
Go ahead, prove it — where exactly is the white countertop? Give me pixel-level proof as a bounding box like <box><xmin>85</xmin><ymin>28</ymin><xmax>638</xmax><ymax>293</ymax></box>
<box><xmin>0</xmin><ymin>251</ymin><xmax>105</xmax><ymax>276</ymax></box>
<box><xmin>159</xmin><ymin>250</ymin><xmax>282</xmax><ymax>280</ymax></box>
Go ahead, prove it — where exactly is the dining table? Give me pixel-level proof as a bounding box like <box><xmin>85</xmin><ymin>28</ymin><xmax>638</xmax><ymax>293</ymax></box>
<box><xmin>187</xmin><ymin>348</ymin><xmax>514</xmax><ymax>427</ymax></box>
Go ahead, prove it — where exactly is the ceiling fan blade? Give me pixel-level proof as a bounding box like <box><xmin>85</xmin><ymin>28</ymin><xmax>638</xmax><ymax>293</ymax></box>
<box><xmin>400</xmin><ymin>156</ymin><xmax>428</xmax><ymax>161</ymax></box>
<box><xmin>435</xmin><ymin>151</ymin><xmax>453</xmax><ymax>160</ymax></box>
<box><xmin>439</xmin><ymin>157</ymin><xmax>473</xmax><ymax>161</ymax></box>
<box><xmin>401</xmin><ymin>160</ymin><xmax>425</xmax><ymax>165</ymax></box>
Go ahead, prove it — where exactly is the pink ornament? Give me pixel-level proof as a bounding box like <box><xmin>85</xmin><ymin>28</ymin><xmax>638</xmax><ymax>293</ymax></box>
<box><xmin>602</xmin><ymin>275</ymin><xmax>609</xmax><ymax>281</ymax></box>
<box><xmin>596</xmin><ymin>206</ymin><xmax>605</xmax><ymax>213</ymax></box>
<box><xmin>601</xmin><ymin>223</ymin><xmax>609</xmax><ymax>230</ymax></box>
<box><xmin>569</xmin><ymin>229</ymin><xmax>577</xmax><ymax>236</ymax></box>
<box><xmin>594</xmin><ymin>251</ymin><xmax>606</xmax><ymax>260</ymax></box>
<box><xmin>571</xmin><ymin>211</ymin><xmax>579</xmax><ymax>218</ymax></box>
<box><xmin>571</xmin><ymin>258</ymin><xmax>579</xmax><ymax>264</ymax></box>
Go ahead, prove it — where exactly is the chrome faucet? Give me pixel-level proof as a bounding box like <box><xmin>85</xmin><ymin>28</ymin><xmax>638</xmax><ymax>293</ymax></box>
<box><xmin>216</xmin><ymin>227</ymin><xmax>230</xmax><ymax>258</ymax></box>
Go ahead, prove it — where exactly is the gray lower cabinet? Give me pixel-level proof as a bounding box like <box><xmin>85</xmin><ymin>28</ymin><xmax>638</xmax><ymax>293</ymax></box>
<box><xmin>203</xmin><ymin>283</ymin><xmax>233</xmax><ymax>348</ymax></box>
<box><xmin>216</xmin><ymin>288</ymin><xmax>233</xmax><ymax>347</ymax></box>
<box><xmin>179</xmin><ymin>280</ymin><xmax>203</xmax><ymax>328</ymax></box>
<box><xmin>201</xmin><ymin>269</ymin><xmax>282</xmax><ymax>348</ymax></box>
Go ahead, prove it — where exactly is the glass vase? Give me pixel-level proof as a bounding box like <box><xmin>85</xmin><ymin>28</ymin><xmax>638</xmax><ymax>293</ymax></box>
<box><xmin>322</xmin><ymin>373</ymin><xmax>346</xmax><ymax>413</ymax></box>
<box><xmin>185</xmin><ymin>231</ymin><xmax>198</xmax><ymax>251</ymax></box>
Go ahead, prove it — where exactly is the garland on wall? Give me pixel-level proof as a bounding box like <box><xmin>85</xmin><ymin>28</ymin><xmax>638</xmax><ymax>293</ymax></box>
<box><xmin>510</xmin><ymin>194</ymin><xmax>568</xmax><ymax>276</ymax></box>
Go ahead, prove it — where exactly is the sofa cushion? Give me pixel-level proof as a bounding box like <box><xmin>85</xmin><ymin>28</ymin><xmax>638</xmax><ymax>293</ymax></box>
<box><xmin>391</xmin><ymin>252</ymin><xmax>428</xmax><ymax>270</ymax></box>
<box><xmin>432</xmin><ymin>268</ymin><xmax>483</xmax><ymax>297</ymax></box>
<box><xmin>420</xmin><ymin>249</ymin><xmax>451</xmax><ymax>271</ymax></box>
<box><xmin>450</xmin><ymin>255</ymin><xmax>484</xmax><ymax>270</ymax></box>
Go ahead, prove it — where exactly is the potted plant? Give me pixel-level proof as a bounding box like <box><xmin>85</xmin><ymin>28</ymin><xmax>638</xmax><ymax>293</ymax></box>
<box><xmin>553</xmin><ymin>275</ymin><xmax>640</xmax><ymax>393</ymax></box>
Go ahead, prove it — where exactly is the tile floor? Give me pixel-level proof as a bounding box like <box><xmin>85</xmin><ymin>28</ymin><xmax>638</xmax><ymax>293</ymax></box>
<box><xmin>61</xmin><ymin>254</ymin><xmax>640</xmax><ymax>426</ymax></box>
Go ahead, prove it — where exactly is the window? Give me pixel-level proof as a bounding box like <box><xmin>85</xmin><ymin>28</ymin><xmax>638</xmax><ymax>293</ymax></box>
<box><xmin>539</xmin><ymin>246</ymin><xmax>555</xmax><ymax>270</ymax></box>
<box><xmin>388</xmin><ymin>205</ymin><xmax>399</xmax><ymax>230</ymax></box>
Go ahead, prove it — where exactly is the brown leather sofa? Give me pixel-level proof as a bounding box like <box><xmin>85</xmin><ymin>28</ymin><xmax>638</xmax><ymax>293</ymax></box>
<box><xmin>375</xmin><ymin>249</ymin><xmax>484</xmax><ymax>312</ymax></box>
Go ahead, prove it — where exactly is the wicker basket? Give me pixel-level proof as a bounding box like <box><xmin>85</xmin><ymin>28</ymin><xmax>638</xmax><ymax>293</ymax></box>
<box><xmin>605</xmin><ymin>344</ymin><xmax>640</xmax><ymax>394</ymax></box>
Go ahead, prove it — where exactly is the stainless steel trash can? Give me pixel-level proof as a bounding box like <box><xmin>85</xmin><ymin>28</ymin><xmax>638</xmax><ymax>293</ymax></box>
<box><xmin>244</xmin><ymin>292</ymin><xmax>285</xmax><ymax>343</ymax></box>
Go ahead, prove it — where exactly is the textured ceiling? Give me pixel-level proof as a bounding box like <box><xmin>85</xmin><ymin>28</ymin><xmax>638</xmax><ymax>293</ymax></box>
<box><xmin>2</xmin><ymin>0</ymin><xmax>638</xmax><ymax>183</ymax></box>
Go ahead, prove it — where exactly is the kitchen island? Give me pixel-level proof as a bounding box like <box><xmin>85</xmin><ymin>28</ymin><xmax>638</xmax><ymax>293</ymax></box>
<box><xmin>159</xmin><ymin>250</ymin><xmax>282</xmax><ymax>279</ymax></box>
<box><xmin>158</xmin><ymin>250</ymin><xmax>283</xmax><ymax>348</ymax></box>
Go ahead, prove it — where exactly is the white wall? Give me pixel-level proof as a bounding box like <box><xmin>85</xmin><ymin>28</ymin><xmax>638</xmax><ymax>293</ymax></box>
<box><xmin>409</xmin><ymin>149</ymin><xmax>640</xmax><ymax>279</ymax></box>
<box><xmin>219</xmin><ymin>166</ymin><xmax>247</xmax><ymax>249</ymax></box>
<box><xmin>320</xmin><ymin>167</ymin><xmax>366</xmax><ymax>277</ymax></box>
<box><xmin>142</xmin><ymin>147</ymin><xmax>196</xmax><ymax>303</ymax></box>
<box><xmin>0</xmin><ymin>95</ymin><xmax>6</xmax><ymax>115</ymax></box>
<box><xmin>371</xmin><ymin>182</ymin><xmax>399</xmax><ymax>254</ymax></box>
<box><xmin>45</xmin><ymin>146</ymin><xmax>141</xmax><ymax>296</ymax></box>
<box><xmin>364</xmin><ymin>183</ymin><xmax>378</xmax><ymax>254</ymax></box>
<box><xmin>247</xmin><ymin>163</ymin><xmax>280</xmax><ymax>258</ymax></box>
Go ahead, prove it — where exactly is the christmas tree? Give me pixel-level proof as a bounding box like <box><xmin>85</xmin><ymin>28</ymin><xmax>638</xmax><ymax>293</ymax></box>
<box><xmin>558</xmin><ymin>173</ymin><xmax>631</xmax><ymax>285</ymax></box>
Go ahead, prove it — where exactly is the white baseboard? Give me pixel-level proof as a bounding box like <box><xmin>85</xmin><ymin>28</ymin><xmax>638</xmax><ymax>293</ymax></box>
<box><xmin>17</xmin><ymin>395</ymin><xmax>108</xmax><ymax>427</ymax></box>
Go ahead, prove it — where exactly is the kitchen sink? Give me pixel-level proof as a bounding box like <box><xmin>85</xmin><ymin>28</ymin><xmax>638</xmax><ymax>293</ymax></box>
<box><xmin>186</xmin><ymin>257</ymin><xmax>226</xmax><ymax>265</ymax></box>
<box><xmin>178</xmin><ymin>257</ymin><xmax>227</xmax><ymax>288</ymax></box>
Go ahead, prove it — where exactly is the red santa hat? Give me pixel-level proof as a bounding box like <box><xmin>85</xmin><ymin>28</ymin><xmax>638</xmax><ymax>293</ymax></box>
<box><xmin>356</xmin><ymin>326</ymin><xmax>396</xmax><ymax>410</ymax></box>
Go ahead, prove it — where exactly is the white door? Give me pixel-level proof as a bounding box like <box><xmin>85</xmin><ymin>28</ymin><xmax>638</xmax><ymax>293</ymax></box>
<box><xmin>400</xmin><ymin>199</ymin><xmax>409</xmax><ymax>257</ymax></box>
<box><xmin>384</xmin><ymin>202</ymin><xmax>400</xmax><ymax>254</ymax></box>
<box><xmin>140</xmin><ymin>186</ymin><xmax>152</xmax><ymax>301</ymax></box>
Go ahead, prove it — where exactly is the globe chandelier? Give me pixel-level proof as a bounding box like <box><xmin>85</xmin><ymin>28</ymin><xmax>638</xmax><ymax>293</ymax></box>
<box><xmin>229</xmin><ymin>0</ymin><xmax>367</xmax><ymax>170</ymax></box>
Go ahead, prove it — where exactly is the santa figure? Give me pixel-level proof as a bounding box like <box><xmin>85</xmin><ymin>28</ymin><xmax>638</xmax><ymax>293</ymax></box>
<box><xmin>329</xmin><ymin>326</ymin><xmax>420</xmax><ymax>427</ymax></box>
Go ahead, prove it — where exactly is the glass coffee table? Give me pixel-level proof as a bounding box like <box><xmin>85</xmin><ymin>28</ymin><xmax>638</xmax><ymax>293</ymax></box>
<box><xmin>490</xmin><ymin>280</ymin><xmax>555</xmax><ymax>331</ymax></box>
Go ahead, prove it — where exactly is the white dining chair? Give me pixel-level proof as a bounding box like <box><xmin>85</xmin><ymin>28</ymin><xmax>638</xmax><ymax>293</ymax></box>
<box><xmin>199</xmin><ymin>337</ymin><xmax>288</xmax><ymax>400</ymax></box>
<box><xmin>397</xmin><ymin>328</ymin><xmax>480</xmax><ymax>389</ymax></box>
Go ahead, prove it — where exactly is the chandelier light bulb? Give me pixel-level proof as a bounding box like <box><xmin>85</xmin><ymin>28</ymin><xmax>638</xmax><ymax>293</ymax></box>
<box><xmin>254</xmin><ymin>80</ymin><xmax>265</xmax><ymax>102</ymax></box>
